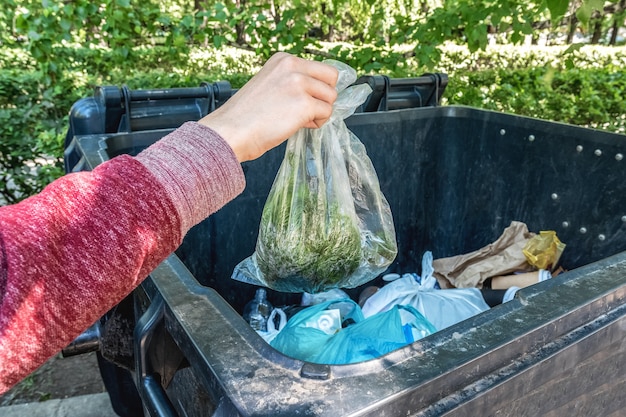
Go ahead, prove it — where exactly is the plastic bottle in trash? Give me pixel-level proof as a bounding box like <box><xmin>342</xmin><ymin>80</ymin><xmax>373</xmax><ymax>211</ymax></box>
<box><xmin>243</xmin><ymin>289</ymin><xmax>273</xmax><ymax>332</ymax></box>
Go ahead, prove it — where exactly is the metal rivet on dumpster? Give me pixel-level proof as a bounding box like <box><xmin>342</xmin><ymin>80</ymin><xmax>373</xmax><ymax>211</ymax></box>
<box><xmin>598</xmin><ymin>234</ymin><xmax>606</xmax><ymax>241</ymax></box>
<box><xmin>528</xmin><ymin>134</ymin><xmax>535</xmax><ymax>142</ymax></box>
<box><xmin>616</xmin><ymin>153</ymin><xmax>623</xmax><ymax>161</ymax></box>
<box><xmin>576</xmin><ymin>145</ymin><xmax>583</xmax><ymax>152</ymax></box>
<box><xmin>622</xmin><ymin>215</ymin><xmax>626</xmax><ymax>223</ymax></box>
<box><xmin>580</xmin><ymin>227</ymin><xmax>588</xmax><ymax>234</ymax></box>
<box><xmin>594</xmin><ymin>149</ymin><xmax>602</xmax><ymax>156</ymax></box>
<box><xmin>551</xmin><ymin>193</ymin><xmax>558</xmax><ymax>200</ymax></box>
<box><xmin>562</xmin><ymin>221</ymin><xmax>569</xmax><ymax>228</ymax></box>
<box><xmin>500</xmin><ymin>129</ymin><xmax>506</xmax><ymax>136</ymax></box>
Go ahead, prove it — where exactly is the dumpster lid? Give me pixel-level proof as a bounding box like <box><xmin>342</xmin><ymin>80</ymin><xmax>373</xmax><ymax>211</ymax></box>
<box><xmin>69</xmin><ymin>72</ymin><xmax>448</xmax><ymax>137</ymax></box>
<box><xmin>355</xmin><ymin>73</ymin><xmax>448</xmax><ymax>111</ymax></box>
<box><xmin>64</xmin><ymin>72</ymin><xmax>447</xmax><ymax>172</ymax></box>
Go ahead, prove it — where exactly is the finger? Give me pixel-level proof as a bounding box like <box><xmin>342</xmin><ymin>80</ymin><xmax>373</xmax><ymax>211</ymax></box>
<box><xmin>302</xmin><ymin>60</ymin><xmax>339</xmax><ymax>88</ymax></box>
<box><xmin>301</xmin><ymin>97</ymin><xmax>334</xmax><ymax>129</ymax></box>
<box><xmin>303</xmin><ymin>118</ymin><xmax>330</xmax><ymax>129</ymax></box>
<box><xmin>304</xmin><ymin>77</ymin><xmax>338</xmax><ymax>106</ymax></box>
<box><xmin>271</xmin><ymin>53</ymin><xmax>339</xmax><ymax>86</ymax></box>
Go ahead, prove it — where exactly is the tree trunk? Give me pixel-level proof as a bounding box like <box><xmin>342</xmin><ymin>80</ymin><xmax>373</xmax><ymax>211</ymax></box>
<box><xmin>609</xmin><ymin>0</ymin><xmax>626</xmax><ymax>45</ymax></box>
<box><xmin>321</xmin><ymin>2</ymin><xmax>335</xmax><ymax>41</ymax></box>
<box><xmin>270</xmin><ymin>0</ymin><xmax>281</xmax><ymax>25</ymax></box>
<box><xmin>566</xmin><ymin>14</ymin><xmax>578</xmax><ymax>44</ymax></box>
<box><xmin>590</xmin><ymin>14</ymin><xmax>604</xmax><ymax>44</ymax></box>
<box><xmin>609</xmin><ymin>19</ymin><xmax>619</xmax><ymax>44</ymax></box>
<box><xmin>235</xmin><ymin>0</ymin><xmax>247</xmax><ymax>45</ymax></box>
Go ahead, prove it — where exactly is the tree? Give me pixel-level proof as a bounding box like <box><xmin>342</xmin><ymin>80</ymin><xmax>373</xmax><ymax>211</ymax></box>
<box><xmin>609</xmin><ymin>0</ymin><xmax>626</xmax><ymax>44</ymax></box>
<box><xmin>0</xmin><ymin>0</ymin><xmax>624</xmax><ymax>204</ymax></box>
<box><xmin>187</xmin><ymin>0</ymin><xmax>623</xmax><ymax>69</ymax></box>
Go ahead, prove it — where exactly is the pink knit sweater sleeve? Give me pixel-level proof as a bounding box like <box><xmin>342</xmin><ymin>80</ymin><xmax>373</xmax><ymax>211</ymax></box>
<box><xmin>0</xmin><ymin>122</ymin><xmax>245</xmax><ymax>393</ymax></box>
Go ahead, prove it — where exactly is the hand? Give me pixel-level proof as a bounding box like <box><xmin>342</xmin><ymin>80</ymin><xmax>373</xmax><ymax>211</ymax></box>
<box><xmin>198</xmin><ymin>52</ymin><xmax>339</xmax><ymax>162</ymax></box>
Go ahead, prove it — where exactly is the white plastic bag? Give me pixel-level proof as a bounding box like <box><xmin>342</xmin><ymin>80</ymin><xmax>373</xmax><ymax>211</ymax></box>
<box><xmin>257</xmin><ymin>308</ymin><xmax>287</xmax><ymax>344</ymax></box>
<box><xmin>301</xmin><ymin>288</ymin><xmax>351</xmax><ymax>306</ymax></box>
<box><xmin>363</xmin><ymin>252</ymin><xmax>490</xmax><ymax>331</ymax></box>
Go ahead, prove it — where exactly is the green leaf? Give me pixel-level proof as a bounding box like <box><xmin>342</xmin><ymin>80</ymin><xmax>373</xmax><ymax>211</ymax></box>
<box><xmin>60</xmin><ymin>18</ymin><xmax>71</xmax><ymax>32</ymax></box>
<box><xmin>181</xmin><ymin>15</ymin><xmax>193</xmax><ymax>27</ymax></box>
<box><xmin>546</xmin><ymin>0</ymin><xmax>569</xmax><ymax>23</ymax></box>
<box><xmin>576</xmin><ymin>0</ymin><xmax>605</xmax><ymax>27</ymax></box>
<box><xmin>562</xmin><ymin>43</ymin><xmax>584</xmax><ymax>55</ymax></box>
<box><xmin>173</xmin><ymin>34</ymin><xmax>186</xmax><ymax>48</ymax></box>
<box><xmin>587</xmin><ymin>0</ymin><xmax>605</xmax><ymax>11</ymax></box>
<box><xmin>215</xmin><ymin>11</ymin><xmax>227</xmax><ymax>23</ymax></box>
<box><xmin>28</xmin><ymin>31</ymin><xmax>42</xmax><ymax>41</ymax></box>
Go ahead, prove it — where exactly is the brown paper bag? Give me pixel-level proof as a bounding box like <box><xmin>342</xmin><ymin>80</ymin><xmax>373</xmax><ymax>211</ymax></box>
<box><xmin>432</xmin><ymin>221</ymin><xmax>536</xmax><ymax>288</ymax></box>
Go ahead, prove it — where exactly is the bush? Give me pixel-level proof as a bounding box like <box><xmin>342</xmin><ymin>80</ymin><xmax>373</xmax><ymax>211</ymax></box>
<box><xmin>1</xmin><ymin>43</ymin><xmax>625</xmax><ymax>204</ymax></box>
<box><xmin>443</xmin><ymin>64</ymin><xmax>626</xmax><ymax>134</ymax></box>
<box><xmin>0</xmin><ymin>69</ymin><xmax>67</xmax><ymax>204</ymax></box>
<box><xmin>435</xmin><ymin>43</ymin><xmax>626</xmax><ymax>73</ymax></box>
<box><xmin>0</xmin><ymin>46</ymin><xmax>261</xmax><ymax>204</ymax></box>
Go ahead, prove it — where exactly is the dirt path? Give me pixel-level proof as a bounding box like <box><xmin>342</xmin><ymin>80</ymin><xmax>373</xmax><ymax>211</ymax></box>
<box><xmin>0</xmin><ymin>352</ymin><xmax>107</xmax><ymax>406</ymax></box>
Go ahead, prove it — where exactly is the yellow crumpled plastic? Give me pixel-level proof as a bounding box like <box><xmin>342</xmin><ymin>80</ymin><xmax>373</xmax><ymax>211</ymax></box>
<box><xmin>522</xmin><ymin>230</ymin><xmax>566</xmax><ymax>271</ymax></box>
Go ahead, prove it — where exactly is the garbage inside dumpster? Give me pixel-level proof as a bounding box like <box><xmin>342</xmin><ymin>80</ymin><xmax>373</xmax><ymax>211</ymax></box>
<box><xmin>361</xmin><ymin>252</ymin><xmax>491</xmax><ymax>332</ymax></box>
<box><xmin>242</xmin><ymin>288</ymin><xmax>273</xmax><ymax>332</ymax></box>
<box><xmin>247</xmin><ymin>224</ymin><xmax>565</xmax><ymax>364</ymax></box>
<box><xmin>232</xmin><ymin>61</ymin><xmax>398</xmax><ymax>294</ymax></box>
<box><xmin>432</xmin><ymin>221</ymin><xmax>565</xmax><ymax>289</ymax></box>
<box><xmin>523</xmin><ymin>230</ymin><xmax>566</xmax><ymax>270</ymax></box>
<box><xmin>270</xmin><ymin>297</ymin><xmax>436</xmax><ymax>364</ymax></box>
<box><xmin>256</xmin><ymin>307</ymin><xmax>287</xmax><ymax>344</ymax></box>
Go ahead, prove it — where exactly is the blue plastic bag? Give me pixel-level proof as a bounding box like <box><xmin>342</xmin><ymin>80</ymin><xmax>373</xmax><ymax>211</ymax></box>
<box><xmin>270</xmin><ymin>299</ymin><xmax>363</xmax><ymax>363</ymax></box>
<box><xmin>311</xmin><ymin>305</ymin><xmax>436</xmax><ymax>364</ymax></box>
<box><xmin>270</xmin><ymin>299</ymin><xmax>436</xmax><ymax>364</ymax></box>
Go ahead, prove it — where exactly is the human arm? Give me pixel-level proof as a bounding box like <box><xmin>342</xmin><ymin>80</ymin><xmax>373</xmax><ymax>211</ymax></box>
<box><xmin>0</xmin><ymin>52</ymin><xmax>338</xmax><ymax>393</ymax></box>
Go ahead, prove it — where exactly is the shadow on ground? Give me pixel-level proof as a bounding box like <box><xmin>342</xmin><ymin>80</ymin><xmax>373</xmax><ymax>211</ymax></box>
<box><xmin>0</xmin><ymin>351</ymin><xmax>106</xmax><ymax>406</ymax></box>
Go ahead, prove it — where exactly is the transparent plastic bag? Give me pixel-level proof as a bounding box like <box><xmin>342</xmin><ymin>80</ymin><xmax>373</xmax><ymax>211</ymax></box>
<box><xmin>232</xmin><ymin>60</ymin><xmax>397</xmax><ymax>293</ymax></box>
<box><xmin>257</xmin><ymin>308</ymin><xmax>287</xmax><ymax>344</ymax></box>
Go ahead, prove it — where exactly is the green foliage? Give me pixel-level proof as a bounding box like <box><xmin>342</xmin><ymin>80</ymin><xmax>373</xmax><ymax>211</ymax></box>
<box><xmin>0</xmin><ymin>68</ymin><xmax>66</xmax><ymax>204</ymax></box>
<box><xmin>259</xmin><ymin>174</ymin><xmax>362</xmax><ymax>292</ymax></box>
<box><xmin>0</xmin><ymin>0</ymin><xmax>626</xmax><ymax>204</ymax></box>
<box><xmin>0</xmin><ymin>44</ymin><xmax>262</xmax><ymax>204</ymax></box>
<box><xmin>402</xmin><ymin>1</ymin><xmax>540</xmax><ymax>67</ymax></box>
<box><xmin>435</xmin><ymin>43</ymin><xmax>626</xmax><ymax>73</ymax></box>
<box><xmin>444</xmin><ymin>60</ymin><xmax>626</xmax><ymax>134</ymax></box>
<box><xmin>7</xmin><ymin>0</ymin><xmax>197</xmax><ymax>83</ymax></box>
<box><xmin>547</xmin><ymin>0</ymin><xmax>571</xmax><ymax>23</ymax></box>
<box><xmin>195</xmin><ymin>0</ymin><xmax>318</xmax><ymax>58</ymax></box>
<box><xmin>576</xmin><ymin>0</ymin><xmax>607</xmax><ymax>27</ymax></box>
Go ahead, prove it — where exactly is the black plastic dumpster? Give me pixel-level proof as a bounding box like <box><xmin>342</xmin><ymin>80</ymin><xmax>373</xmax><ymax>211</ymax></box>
<box><xmin>64</xmin><ymin>75</ymin><xmax>626</xmax><ymax>417</ymax></box>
